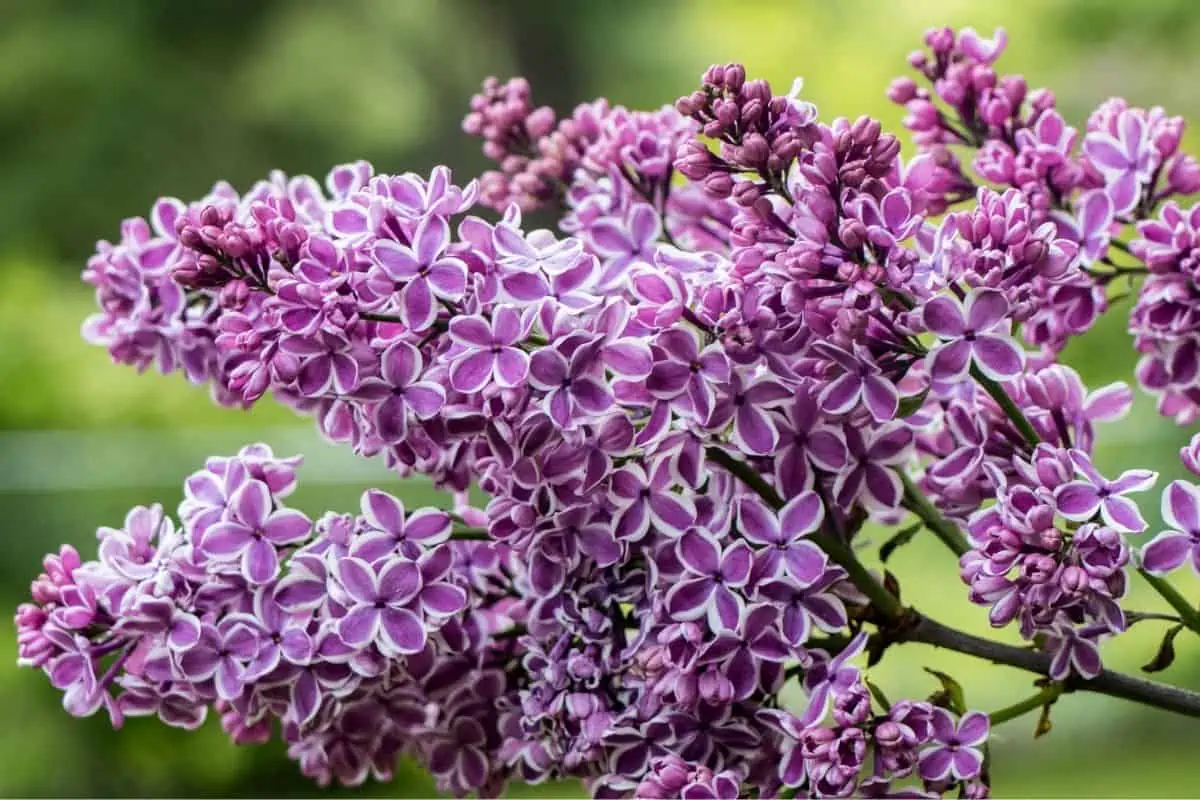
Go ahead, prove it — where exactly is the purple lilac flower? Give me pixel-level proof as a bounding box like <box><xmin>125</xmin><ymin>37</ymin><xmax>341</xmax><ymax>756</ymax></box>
<box><xmin>447</xmin><ymin>308</ymin><xmax>533</xmax><ymax>393</ymax></box>
<box><xmin>922</xmin><ymin>288</ymin><xmax>1025</xmax><ymax>381</ymax></box>
<box><xmin>1053</xmin><ymin>449</ymin><xmax>1156</xmax><ymax>533</ymax></box>
<box><xmin>666</xmin><ymin>529</ymin><xmax>754</xmax><ymax>633</ymax></box>
<box><xmin>918</xmin><ymin>710</ymin><xmax>989</xmax><ymax>783</ymax></box>
<box><xmin>1141</xmin><ymin>480</ymin><xmax>1200</xmax><ymax>575</ymax></box>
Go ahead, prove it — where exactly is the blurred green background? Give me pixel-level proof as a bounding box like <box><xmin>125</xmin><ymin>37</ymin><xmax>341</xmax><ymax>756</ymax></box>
<box><xmin>4</xmin><ymin>0</ymin><xmax>1200</xmax><ymax>795</ymax></box>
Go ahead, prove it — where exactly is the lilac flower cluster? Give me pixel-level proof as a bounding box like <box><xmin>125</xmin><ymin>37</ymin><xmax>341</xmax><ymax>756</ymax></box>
<box><xmin>28</xmin><ymin>22</ymin><xmax>1200</xmax><ymax>799</ymax></box>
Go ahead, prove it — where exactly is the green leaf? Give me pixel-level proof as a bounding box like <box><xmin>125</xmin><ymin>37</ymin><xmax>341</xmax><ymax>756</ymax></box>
<box><xmin>1142</xmin><ymin>623</ymin><xmax>1185</xmax><ymax>673</ymax></box>
<box><xmin>897</xmin><ymin>387</ymin><xmax>930</xmax><ymax>418</ymax></box>
<box><xmin>865</xmin><ymin>678</ymin><xmax>892</xmax><ymax>711</ymax></box>
<box><xmin>879</xmin><ymin>522</ymin><xmax>922</xmax><ymax>563</ymax></box>
<box><xmin>1035</xmin><ymin>702</ymin><xmax>1054</xmax><ymax>738</ymax></box>
<box><xmin>924</xmin><ymin>667</ymin><xmax>966</xmax><ymax>714</ymax></box>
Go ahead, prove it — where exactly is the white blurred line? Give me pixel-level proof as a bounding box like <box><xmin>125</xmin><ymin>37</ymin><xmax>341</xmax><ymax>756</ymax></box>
<box><xmin>0</xmin><ymin>398</ymin><xmax>1175</xmax><ymax>492</ymax></box>
<box><xmin>0</xmin><ymin>428</ymin><xmax>404</xmax><ymax>492</ymax></box>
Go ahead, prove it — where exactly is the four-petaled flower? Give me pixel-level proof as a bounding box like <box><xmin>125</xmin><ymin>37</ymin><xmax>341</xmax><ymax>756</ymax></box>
<box><xmin>917</xmin><ymin>709</ymin><xmax>989</xmax><ymax>783</ymax></box>
<box><xmin>448</xmin><ymin>307</ymin><xmax>533</xmax><ymax>393</ymax></box>
<box><xmin>369</xmin><ymin>215</ymin><xmax>468</xmax><ymax>331</ymax></box>
<box><xmin>1054</xmin><ymin>449</ymin><xmax>1156</xmax><ymax>532</ymax></box>
<box><xmin>666</xmin><ymin>530</ymin><xmax>754</xmax><ymax>633</ymax></box>
<box><xmin>333</xmin><ymin>556</ymin><xmax>429</xmax><ymax>656</ymax></box>
<box><xmin>1083</xmin><ymin>110</ymin><xmax>1155</xmax><ymax>214</ymax></box>
<box><xmin>350</xmin><ymin>341</ymin><xmax>446</xmax><ymax>443</ymax></box>
<box><xmin>200</xmin><ymin>480</ymin><xmax>312</xmax><ymax>583</ymax></box>
<box><xmin>1142</xmin><ymin>480</ymin><xmax>1200</xmax><ymax>576</ymax></box>
<box><xmin>737</xmin><ymin>492</ymin><xmax>828</xmax><ymax>583</ymax></box>
<box><xmin>922</xmin><ymin>288</ymin><xmax>1025</xmax><ymax>382</ymax></box>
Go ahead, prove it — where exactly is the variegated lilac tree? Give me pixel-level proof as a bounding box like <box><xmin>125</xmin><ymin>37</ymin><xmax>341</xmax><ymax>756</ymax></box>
<box><xmin>17</xmin><ymin>25</ymin><xmax>1200</xmax><ymax>798</ymax></box>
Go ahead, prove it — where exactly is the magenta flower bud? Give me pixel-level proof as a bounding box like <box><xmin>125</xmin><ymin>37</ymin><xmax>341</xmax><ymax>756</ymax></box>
<box><xmin>908</xmin><ymin>50</ymin><xmax>928</xmax><ymax>69</ymax></box>
<box><xmin>702</xmin><ymin>172</ymin><xmax>734</xmax><ymax>197</ymax></box>
<box><xmin>1029</xmin><ymin>87</ymin><xmax>1056</xmax><ymax>112</ymax></box>
<box><xmin>925</xmin><ymin>25</ymin><xmax>955</xmax><ymax>54</ymax></box>
<box><xmin>526</xmin><ymin>106</ymin><xmax>556</xmax><ymax>138</ymax></box>
<box><xmin>936</xmin><ymin>78</ymin><xmax>967</xmax><ymax>107</ymax></box>
<box><xmin>980</xmin><ymin>96</ymin><xmax>1013</xmax><ymax>126</ymax></box>
<box><xmin>1061</xmin><ymin>565</ymin><xmax>1089</xmax><ymax>594</ymax></box>
<box><xmin>731</xmin><ymin>180</ymin><xmax>765</xmax><ymax>207</ymax></box>
<box><xmin>1037</xmin><ymin>528</ymin><xmax>1064</xmax><ymax>552</ymax></box>
<box><xmin>887</xmin><ymin>77</ymin><xmax>919</xmax><ymax>104</ymax></box>
<box><xmin>199</xmin><ymin>205</ymin><xmax>224</xmax><ymax>227</ymax></box>
<box><xmin>838</xmin><ymin>219</ymin><xmax>868</xmax><ymax>249</ymax></box>
<box><xmin>739</xmin><ymin>133</ymin><xmax>770</xmax><ymax>167</ymax></box>
<box><xmin>219</xmin><ymin>279</ymin><xmax>251</xmax><ymax>310</ymax></box>
<box><xmin>724</xmin><ymin>64</ymin><xmax>746</xmax><ymax>92</ymax></box>
<box><xmin>906</xmin><ymin>99</ymin><xmax>941</xmax><ymax>131</ymax></box>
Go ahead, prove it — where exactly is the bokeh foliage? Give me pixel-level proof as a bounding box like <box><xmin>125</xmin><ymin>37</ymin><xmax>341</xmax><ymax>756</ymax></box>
<box><xmin>3</xmin><ymin>0</ymin><xmax>1200</xmax><ymax>796</ymax></box>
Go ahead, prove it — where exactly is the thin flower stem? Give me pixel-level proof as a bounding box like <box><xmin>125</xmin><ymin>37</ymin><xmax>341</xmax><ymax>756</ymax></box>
<box><xmin>709</xmin><ymin>446</ymin><xmax>1200</xmax><ymax>720</ymax></box>
<box><xmin>899</xmin><ymin>471</ymin><xmax>971</xmax><ymax>557</ymax></box>
<box><xmin>905</xmin><ymin>614</ymin><xmax>1200</xmax><ymax>718</ymax></box>
<box><xmin>1137</xmin><ymin>569</ymin><xmax>1200</xmax><ymax>636</ymax></box>
<box><xmin>969</xmin><ymin>365</ymin><xmax>1041</xmax><ymax>448</ymax></box>
<box><xmin>359</xmin><ymin>311</ymin><xmax>406</xmax><ymax>324</ymax></box>
<box><xmin>450</xmin><ymin>528</ymin><xmax>491</xmax><ymax>541</ymax></box>
<box><xmin>986</xmin><ymin>682</ymin><xmax>1063</xmax><ymax>726</ymax></box>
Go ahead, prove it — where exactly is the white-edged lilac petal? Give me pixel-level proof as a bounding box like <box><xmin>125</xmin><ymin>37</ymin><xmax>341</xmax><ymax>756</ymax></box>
<box><xmin>405</xmin><ymin>383</ymin><xmax>445</xmax><ymax>418</ymax></box>
<box><xmin>737</xmin><ymin>497</ymin><xmax>780</xmax><ymax>545</ymax></box>
<box><xmin>380</xmin><ymin>341</ymin><xmax>422</xmax><ymax>387</ymax></box>
<box><xmin>709</xmin><ymin>586</ymin><xmax>745</xmax><ymax>633</ymax></box>
<box><xmin>201</xmin><ymin>522</ymin><xmax>251</xmax><ymax>557</ymax></box>
<box><xmin>818</xmin><ymin>373</ymin><xmax>862</xmax><ymax>416</ymax></box>
<box><xmin>414</xmin><ymin>215</ymin><xmax>450</xmax><ymax>264</ymax></box>
<box><xmin>494</xmin><ymin>348</ymin><xmax>530</xmax><ymax>388</ymax></box>
<box><xmin>378</xmin><ymin>560</ymin><xmax>422</xmax><ymax>604</ymax></box>
<box><xmin>362</xmin><ymin>490</ymin><xmax>405</xmax><ymax>534</ymax></box>
<box><xmin>373</xmin><ymin>396</ymin><xmax>408</xmax><ymax>443</ymax></box>
<box><xmin>428</xmin><ymin>259</ymin><xmax>468</xmax><ymax>299</ymax></box>
<box><xmin>232</xmin><ymin>481</ymin><xmax>271</xmax><ymax>529</ymax></box>
<box><xmin>720</xmin><ymin>542</ymin><xmax>754</xmax><ymax>585</ymax></box>
<box><xmin>603</xmin><ymin>340</ymin><xmax>653</xmax><ymax>377</ymax></box>
<box><xmin>1055</xmin><ymin>481</ymin><xmax>1102</xmax><ymax>520</ymax></box>
<box><xmin>337</xmin><ymin>606</ymin><xmax>380</xmax><ymax>648</ymax></box>
<box><xmin>665</xmin><ymin>578</ymin><xmax>714</xmax><ymax>621</ymax></box>
<box><xmin>780</xmin><ymin>491</ymin><xmax>824</xmax><ymax>538</ymax></box>
<box><xmin>649</xmin><ymin>493</ymin><xmax>696</xmax><ymax>534</ymax></box>
<box><xmin>734</xmin><ymin>406</ymin><xmax>779</xmax><ymax>455</ymax></box>
<box><xmin>372</xmin><ymin>239</ymin><xmax>420</xmax><ymax>279</ymax></box>
<box><xmin>922</xmin><ymin>295</ymin><xmax>967</xmax><ymax>338</ymax></box>
<box><xmin>950</xmin><ymin>748</ymin><xmax>984</xmax><ymax>781</ymax></box>
<box><xmin>918</xmin><ymin>748</ymin><xmax>953</xmax><ymax>784</ymax></box>
<box><xmin>422</xmin><ymin>583</ymin><xmax>468</xmax><ymax>616</ymax></box>
<box><xmin>677</xmin><ymin>529</ymin><xmax>720</xmax><ymax>574</ymax></box>
<box><xmin>1141</xmin><ymin>531</ymin><xmax>1192</xmax><ymax>575</ymax></box>
<box><xmin>402</xmin><ymin>278</ymin><xmax>437</xmax><ymax>332</ymax></box>
<box><xmin>965</xmin><ymin>288</ymin><xmax>1009</xmax><ymax>330</ymax></box>
<box><xmin>1162</xmin><ymin>480</ymin><xmax>1200</xmax><ymax>532</ymax></box>
<box><xmin>262</xmin><ymin>509</ymin><xmax>312</xmax><ymax>545</ymax></box>
<box><xmin>405</xmin><ymin>508</ymin><xmax>451</xmax><ymax>542</ymax></box>
<box><xmin>972</xmin><ymin>334</ymin><xmax>1025</xmax><ymax>380</ymax></box>
<box><xmin>784</xmin><ymin>542</ymin><xmax>827</xmax><ymax>585</ymax></box>
<box><xmin>243</xmin><ymin>538</ymin><xmax>279</xmax><ymax>584</ymax></box>
<box><xmin>334</xmin><ymin>557</ymin><xmax>378</xmax><ymax>603</ymax></box>
<box><xmin>1109</xmin><ymin>468</ymin><xmax>1157</xmax><ymax>495</ymax></box>
<box><xmin>928</xmin><ymin>340</ymin><xmax>971</xmax><ymax>381</ymax></box>
<box><xmin>1101</xmin><ymin>495</ymin><xmax>1146</xmax><ymax>533</ymax></box>
<box><xmin>450</xmin><ymin>351</ymin><xmax>495</xmax><ymax>393</ymax></box>
<box><xmin>449</xmin><ymin>317</ymin><xmax>493</xmax><ymax>348</ymax></box>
